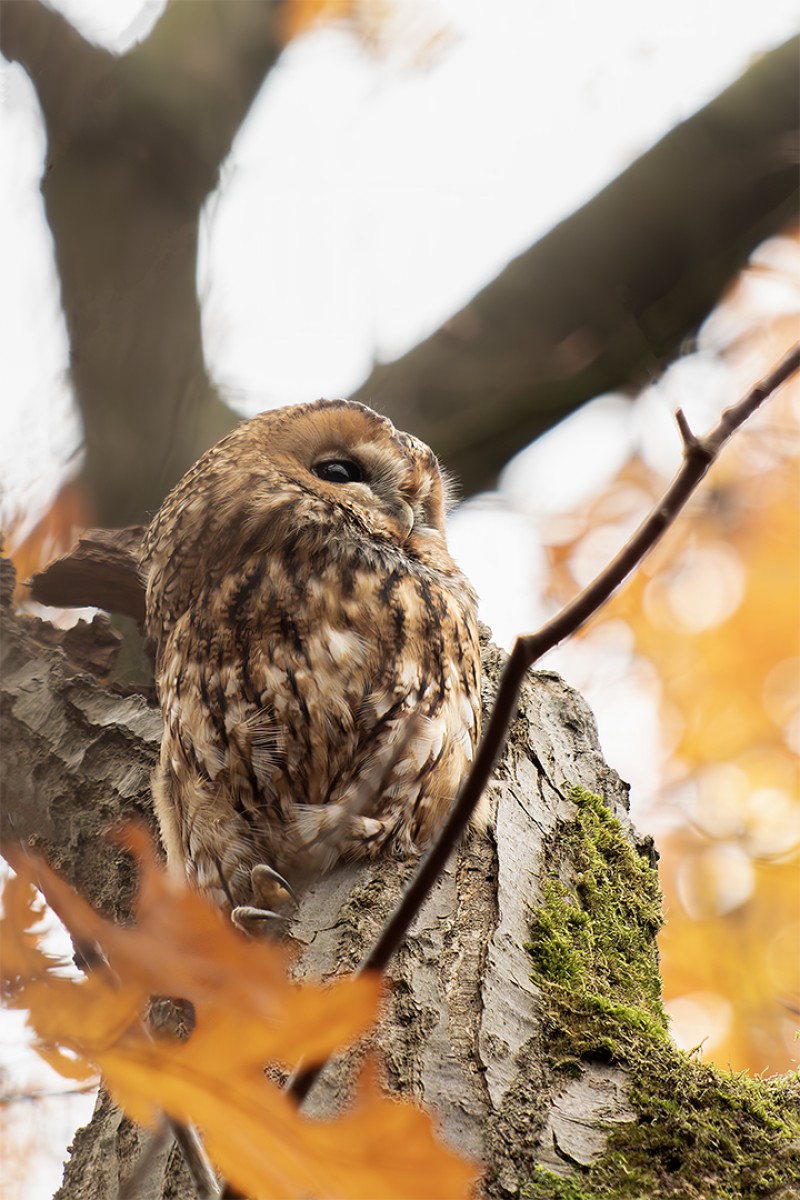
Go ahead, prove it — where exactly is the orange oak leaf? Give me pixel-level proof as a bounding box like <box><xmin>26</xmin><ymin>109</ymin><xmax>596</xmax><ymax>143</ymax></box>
<box><xmin>1</xmin><ymin>829</ymin><xmax>478</xmax><ymax>1199</ymax></box>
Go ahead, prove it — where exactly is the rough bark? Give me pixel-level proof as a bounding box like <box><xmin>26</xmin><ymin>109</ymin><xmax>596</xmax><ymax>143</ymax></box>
<box><xmin>3</xmin><ymin>0</ymin><xmax>797</xmax><ymax>520</ymax></box>
<box><xmin>0</xmin><ymin>557</ymin><xmax>159</xmax><ymax>919</ymax></box>
<box><xmin>289</xmin><ymin>638</ymin><xmax>643</xmax><ymax>1196</ymax></box>
<box><xmin>1</xmin><ymin>555</ymin><xmax>649</xmax><ymax>1197</ymax></box>
<box><xmin>27</xmin><ymin>527</ymin><xmax>147</xmax><ymax>624</ymax></box>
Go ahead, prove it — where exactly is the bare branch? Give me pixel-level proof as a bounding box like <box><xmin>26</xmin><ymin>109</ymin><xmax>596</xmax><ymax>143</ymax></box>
<box><xmin>674</xmin><ymin>408</ymin><xmax>700</xmax><ymax>451</ymax></box>
<box><xmin>288</xmin><ymin>342</ymin><xmax>800</xmax><ymax>1106</ymax></box>
<box><xmin>123</xmin><ymin>1</ymin><xmax>289</xmax><ymax>179</ymax></box>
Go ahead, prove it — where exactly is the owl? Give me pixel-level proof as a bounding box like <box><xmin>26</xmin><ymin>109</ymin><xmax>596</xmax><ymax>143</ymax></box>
<box><xmin>139</xmin><ymin>399</ymin><xmax>481</xmax><ymax>931</ymax></box>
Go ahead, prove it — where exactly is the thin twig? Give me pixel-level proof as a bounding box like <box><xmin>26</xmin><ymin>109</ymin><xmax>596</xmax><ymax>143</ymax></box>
<box><xmin>0</xmin><ymin>1083</ymin><xmax>98</xmax><ymax>1105</ymax></box>
<box><xmin>287</xmin><ymin>343</ymin><xmax>800</xmax><ymax>1105</ymax></box>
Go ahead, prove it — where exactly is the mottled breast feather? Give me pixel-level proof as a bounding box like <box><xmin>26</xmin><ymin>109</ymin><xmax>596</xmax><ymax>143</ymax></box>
<box><xmin>140</xmin><ymin>398</ymin><xmax>482</xmax><ymax>917</ymax></box>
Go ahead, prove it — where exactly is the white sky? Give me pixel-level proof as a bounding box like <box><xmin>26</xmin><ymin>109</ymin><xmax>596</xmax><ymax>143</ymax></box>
<box><xmin>1</xmin><ymin>2</ymin><xmax>798</xmax><ymax>1195</ymax></box>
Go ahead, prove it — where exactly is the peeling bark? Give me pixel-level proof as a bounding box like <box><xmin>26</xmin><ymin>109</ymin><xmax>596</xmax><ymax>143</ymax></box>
<box><xmin>0</xmin><ymin>558</ymin><xmax>159</xmax><ymax>918</ymax></box>
<box><xmin>27</xmin><ymin>527</ymin><xmax>146</xmax><ymax>624</ymax></box>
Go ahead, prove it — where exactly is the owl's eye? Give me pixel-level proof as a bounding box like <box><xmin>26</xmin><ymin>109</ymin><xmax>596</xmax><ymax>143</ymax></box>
<box><xmin>311</xmin><ymin>459</ymin><xmax>364</xmax><ymax>485</ymax></box>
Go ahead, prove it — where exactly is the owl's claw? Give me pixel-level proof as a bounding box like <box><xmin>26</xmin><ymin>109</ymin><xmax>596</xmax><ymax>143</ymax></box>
<box><xmin>231</xmin><ymin>864</ymin><xmax>298</xmax><ymax>936</ymax></box>
<box><xmin>231</xmin><ymin>904</ymin><xmax>290</xmax><ymax>936</ymax></box>
<box><xmin>251</xmin><ymin>863</ymin><xmax>298</xmax><ymax>909</ymax></box>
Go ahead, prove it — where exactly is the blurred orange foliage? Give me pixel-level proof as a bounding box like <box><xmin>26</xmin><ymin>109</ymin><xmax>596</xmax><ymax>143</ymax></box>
<box><xmin>7</xmin><ymin>480</ymin><xmax>90</xmax><ymax>608</ymax></box>
<box><xmin>543</xmin><ymin>237</ymin><xmax>800</xmax><ymax>1073</ymax></box>
<box><xmin>277</xmin><ymin>0</ymin><xmax>453</xmax><ymax>69</ymax></box>
<box><xmin>277</xmin><ymin>0</ymin><xmax>354</xmax><ymax>45</ymax></box>
<box><xmin>1</xmin><ymin>828</ymin><xmax>478</xmax><ymax>1200</ymax></box>
<box><xmin>611</xmin><ymin>396</ymin><xmax>799</xmax><ymax>1072</ymax></box>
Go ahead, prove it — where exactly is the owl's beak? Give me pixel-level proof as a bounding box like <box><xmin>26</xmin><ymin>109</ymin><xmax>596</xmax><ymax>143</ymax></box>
<box><xmin>396</xmin><ymin>500</ymin><xmax>415</xmax><ymax>539</ymax></box>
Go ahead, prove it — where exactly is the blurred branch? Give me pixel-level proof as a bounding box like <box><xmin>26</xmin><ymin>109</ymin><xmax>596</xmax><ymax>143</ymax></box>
<box><xmin>122</xmin><ymin>3</ymin><xmax>291</xmax><ymax>184</ymax></box>
<box><xmin>0</xmin><ymin>1</ymin><xmax>110</xmax><ymax>130</ymax></box>
<box><xmin>1</xmin><ymin>0</ymin><xmax>289</xmax><ymax>527</ymax></box>
<box><xmin>289</xmin><ymin>344</ymin><xmax>800</xmax><ymax>1106</ymax></box>
<box><xmin>353</xmin><ymin>37</ymin><xmax>800</xmax><ymax>494</ymax></box>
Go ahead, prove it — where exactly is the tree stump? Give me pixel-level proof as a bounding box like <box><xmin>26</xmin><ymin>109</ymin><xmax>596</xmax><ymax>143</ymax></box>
<box><xmin>4</xmin><ymin>556</ymin><xmax>794</xmax><ymax>1199</ymax></box>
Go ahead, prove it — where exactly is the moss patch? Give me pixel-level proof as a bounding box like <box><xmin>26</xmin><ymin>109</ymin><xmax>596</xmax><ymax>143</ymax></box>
<box><xmin>523</xmin><ymin>787</ymin><xmax>800</xmax><ymax>1200</ymax></box>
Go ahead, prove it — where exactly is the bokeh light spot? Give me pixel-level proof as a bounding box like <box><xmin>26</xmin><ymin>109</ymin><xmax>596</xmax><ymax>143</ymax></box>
<box><xmin>677</xmin><ymin>843</ymin><xmax>755</xmax><ymax>918</ymax></box>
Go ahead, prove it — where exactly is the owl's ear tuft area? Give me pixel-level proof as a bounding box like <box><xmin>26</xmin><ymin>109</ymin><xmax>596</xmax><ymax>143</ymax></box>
<box><xmin>438</xmin><ymin>466</ymin><xmax>460</xmax><ymax>517</ymax></box>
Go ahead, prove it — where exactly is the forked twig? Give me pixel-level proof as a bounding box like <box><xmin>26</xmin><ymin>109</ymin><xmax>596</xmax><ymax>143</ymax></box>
<box><xmin>287</xmin><ymin>343</ymin><xmax>800</xmax><ymax>1105</ymax></box>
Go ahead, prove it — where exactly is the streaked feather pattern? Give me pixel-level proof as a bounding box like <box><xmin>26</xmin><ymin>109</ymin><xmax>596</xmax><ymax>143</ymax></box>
<box><xmin>140</xmin><ymin>399</ymin><xmax>481</xmax><ymax>912</ymax></box>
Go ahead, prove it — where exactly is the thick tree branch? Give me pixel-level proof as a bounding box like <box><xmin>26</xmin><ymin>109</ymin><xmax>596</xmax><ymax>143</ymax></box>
<box><xmin>0</xmin><ymin>0</ymin><xmax>111</xmax><ymax>138</ymax></box>
<box><xmin>289</xmin><ymin>344</ymin><xmax>800</xmax><ymax>1105</ymax></box>
<box><xmin>2</xmin><ymin>0</ymin><xmax>288</xmax><ymax>527</ymax></box>
<box><xmin>123</xmin><ymin>1</ymin><xmax>289</xmax><ymax>183</ymax></box>
<box><xmin>353</xmin><ymin>38</ymin><xmax>800</xmax><ymax>494</ymax></box>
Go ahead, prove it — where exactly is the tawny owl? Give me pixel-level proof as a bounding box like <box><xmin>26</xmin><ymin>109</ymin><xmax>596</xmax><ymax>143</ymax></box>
<box><xmin>139</xmin><ymin>399</ymin><xmax>481</xmax><ymax>930</ymax></box>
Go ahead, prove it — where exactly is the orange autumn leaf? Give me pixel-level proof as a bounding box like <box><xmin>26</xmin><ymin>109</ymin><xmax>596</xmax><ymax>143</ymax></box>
<box><xmin>7</xmin><ymin>479</ymin><xmax>91</xmax><ymax>606</ymax></box>
<box><xmin>1</xmin><ymin>829</ymin><xmax>478</xmax><ymax>1199</ymax></box>
<box><xmin>277</xmin><ymin>0</ymin><xmax>354</xmax><ymax>45</ymax></box>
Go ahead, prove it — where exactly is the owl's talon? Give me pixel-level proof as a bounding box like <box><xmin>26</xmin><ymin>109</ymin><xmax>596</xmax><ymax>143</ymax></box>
<box><xmin>231</xmin><ymin>904</ymin><xmax>290</xmax><ymax>936</ymax></box>
<box><xmin>251</xmin><ymin>863</ymin><xmax>298</xmax><ymax>909</ymax></box>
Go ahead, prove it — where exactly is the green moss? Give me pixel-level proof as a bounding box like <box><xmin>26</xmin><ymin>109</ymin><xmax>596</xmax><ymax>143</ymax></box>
<box><xmin>522</xmin><ymin>787</ymin><xmax>800</xmax><ymax>1200</ymax></box>
<box><xmin>526</xmin><ymin>786</ymin><xmax>667</xmax><ymax>1052</ymax></box>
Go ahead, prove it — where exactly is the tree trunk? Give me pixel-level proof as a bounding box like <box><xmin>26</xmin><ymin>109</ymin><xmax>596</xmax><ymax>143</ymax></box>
<box><xmin>0</xmin><ymin>0</ymin><xmax>288</xmax><ymax>526</ymax></box>
<box><xmin>288</xmin><ymin>638</ymin><xmax>646</xmax><ymax>1196</ymax></box>
<box><xmin>2</xmin><ymin>556</ymin><xmax>795</xmax><ymax>1198</ymax></box>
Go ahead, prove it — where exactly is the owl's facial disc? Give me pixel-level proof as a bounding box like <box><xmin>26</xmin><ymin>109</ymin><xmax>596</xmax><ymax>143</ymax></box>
<box><xmin>250</xmin><ymin>401</ymin><xmax>447</xmax><ymax>547</ymax></box>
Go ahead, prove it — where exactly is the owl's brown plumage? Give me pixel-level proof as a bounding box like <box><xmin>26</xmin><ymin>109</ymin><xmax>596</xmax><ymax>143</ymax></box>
<box><xmin>140</xmin><ymin>399</ymin><xmax>481</xmax><ymax>923</ymax></box>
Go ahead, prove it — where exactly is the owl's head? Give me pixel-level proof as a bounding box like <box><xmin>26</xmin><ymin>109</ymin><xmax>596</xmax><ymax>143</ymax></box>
<box><xmin>142</xmin><ymin>400</ymin><xmax>461</xmax><ymax>636</ymax></box>
<box><xmin>241</xmin><ymin>398</ymin><xmax>452</xmax><ymax>545</ymax></box>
